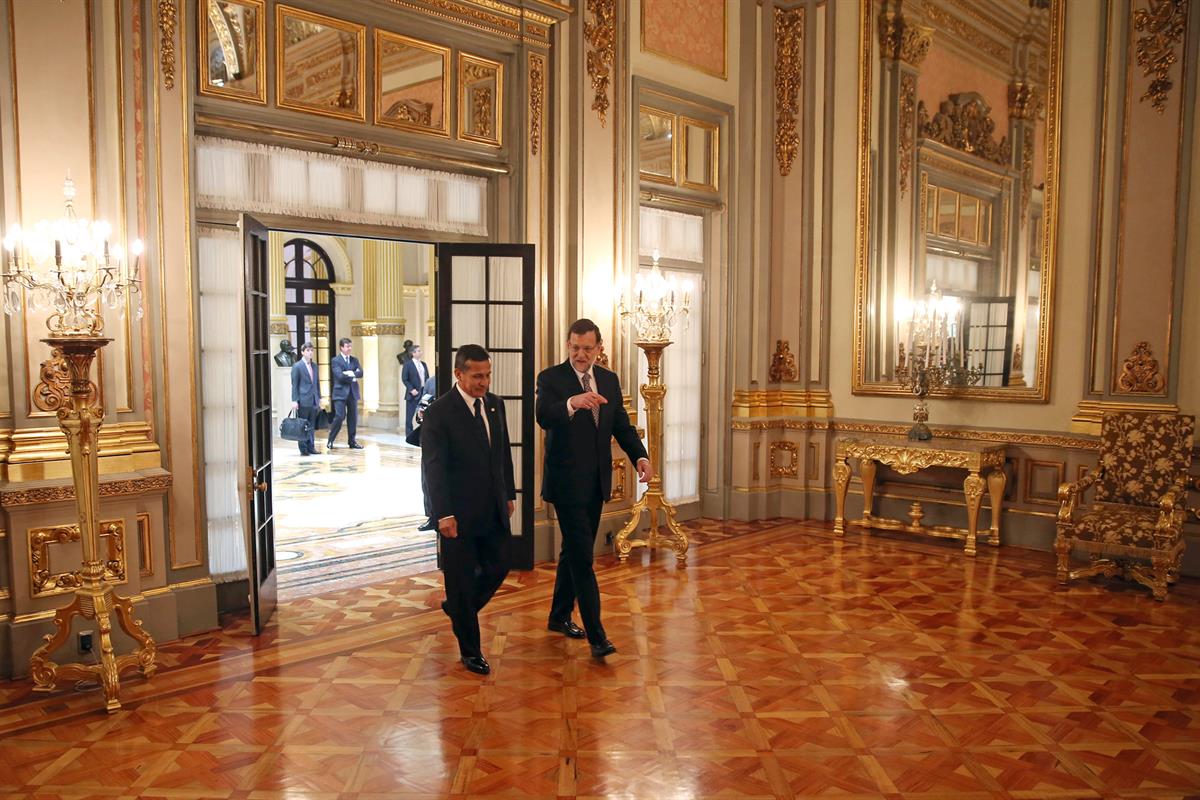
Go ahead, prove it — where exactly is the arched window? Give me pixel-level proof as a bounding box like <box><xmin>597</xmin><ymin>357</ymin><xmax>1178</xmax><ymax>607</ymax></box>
<box><xmin>284</xmin><ymin>239</ymin><xmax>336</xmax><ymax>401</ymax></box>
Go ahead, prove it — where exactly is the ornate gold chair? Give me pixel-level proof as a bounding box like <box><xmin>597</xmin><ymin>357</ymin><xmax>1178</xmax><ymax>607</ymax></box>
<box><xmin>1056</xmin><ymin>411</ymin><xmax>1194</xmax><ymax>601</ymax></box>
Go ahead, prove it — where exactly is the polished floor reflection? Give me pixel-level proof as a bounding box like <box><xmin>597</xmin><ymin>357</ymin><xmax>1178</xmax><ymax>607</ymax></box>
<box><xmin>1</xmin><ymin>519</ymin><xmax>1198</xmax><ymax>799</ymax></box>
<box><xmin>273</xmin><ymin>430</ymin><xmax>435</xmax><ymax>599</ymax></box>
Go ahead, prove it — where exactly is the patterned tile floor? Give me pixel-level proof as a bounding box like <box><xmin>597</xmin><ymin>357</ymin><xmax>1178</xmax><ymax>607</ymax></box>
<box><xmin>2</xmin><ymin>519</ymin><xmax>1199</xmax><ymax>799</ymax></box>
<box><xmin>273</xmin><ymin>431</ymin><xmax>436</xmax><ymax>599</ymax></box>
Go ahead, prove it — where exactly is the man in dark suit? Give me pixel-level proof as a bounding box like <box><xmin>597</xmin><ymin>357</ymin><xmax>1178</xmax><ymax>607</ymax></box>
<box><xmin>402</xmin><ymin>343</ymin><xmax>430</xmax><ymax>439</ymax></box>
<box><xmin>421</xmin><ymin>344</ymin><xmax>516</xmax><ymax>675</ymax></box>
<box><xmin>536</xmin><ymin>318</ymin><xmax>652</xmax><ymax>659</ymax></box>
<box><xmin>289</xmin><ymin>341</ymin><xmax>321</xmax><ymax>457</ymax></box>
<box><xmin>327</xmin><ymin>337</ymin><xmax>363</xmax><ymax>450</ymax></box>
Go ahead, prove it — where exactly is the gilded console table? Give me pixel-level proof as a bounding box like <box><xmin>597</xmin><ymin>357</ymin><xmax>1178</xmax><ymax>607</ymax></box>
<box><xmin>833</xmin><ymin>436</ymin><xmax>1006</xmax><ymax>556</ymax></box>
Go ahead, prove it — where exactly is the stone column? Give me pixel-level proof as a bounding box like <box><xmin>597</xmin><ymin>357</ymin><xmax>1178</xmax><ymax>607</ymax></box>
<box><xmin>268</xmin><ymin>231</ymin><xmax>292</xmax><ymax>426</ymax></box>
<box><xmin>371</xmin><ymin>240</ymin><xmax>405</xmax><ymax>430</ymax></box>
<box><xmin>1006</xmin><ymin>72</ymin><xmax>1039</xmax><ymax>388</ymax></box>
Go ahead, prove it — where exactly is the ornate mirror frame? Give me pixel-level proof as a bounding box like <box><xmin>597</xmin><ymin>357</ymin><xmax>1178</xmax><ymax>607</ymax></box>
<box><xmin>373</xmin><ymin>30</ymin><xmax>452</xmax><ymax>137</ymax></box>
<box><xmin>275</xmin><ymin>4</ymin><xmax>367</xmax><ymax>123</ymax></box>
<box><xmin>198</xmin><ymin>0</ymin><xmax>267</xmax><ymax>105</ymax></box>
<box><xmin>852</xmin><ymin>0</ymin><xmax>1063</xmax><ymax>401</ymax></box>
<box><xmin>457</xmin><ymin>52</ymin><xmax>503</xmax><ymax>148</ymax></box>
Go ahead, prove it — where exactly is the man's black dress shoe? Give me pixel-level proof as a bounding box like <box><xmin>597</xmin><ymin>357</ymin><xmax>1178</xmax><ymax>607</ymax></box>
<box><xmin>547</xmin><ymin>619</ymin><xmax>586</xmax><ymax>639</ymax></box>
<box><xmin>589</xmin><ymin>639</ymin><xmax>617</xmax><ymax>658</ymax></box>
<box><xmin>326</xmin><ymin>441</ymin><xmax>335</xmax><ymax>450</ymax></box>
<box><xmin>461</xmin><ymin>655</ymin><xmax>490</xmax><ymax>675</ymax></box>
<box><xmin>419</xmin><ymin>518</ymin><xmax>438</xmax><ymax>532</ymax></box>
<box><xmin>348</xmin><ymin>441</ymin><xmax>364</xmax><ymax>449</ymax></box>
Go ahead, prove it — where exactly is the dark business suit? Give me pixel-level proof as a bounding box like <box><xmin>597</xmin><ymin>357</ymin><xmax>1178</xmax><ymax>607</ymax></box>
<box><xmin>421</xmin><ymin>388</ymin><xmax>516</xmax><ymax>659</ymax></box>
<box><xmin>328</xmin><ymin>353</ymin><xmax>362</xmax><ymax>446</ymax></box>
<box><xmin>536</xmin><ymin>361</ymin><xmax>648</xmax><ymax>645</ymax></box>
<box><xmin>402</xmin><ymin>358</ymin><xmax>430</xmax><ymax>437</ymax></box>
<box><xmin>290</xmin><ymin>359</ymin><xmax>321</xmax><ymax>455</ymax></box>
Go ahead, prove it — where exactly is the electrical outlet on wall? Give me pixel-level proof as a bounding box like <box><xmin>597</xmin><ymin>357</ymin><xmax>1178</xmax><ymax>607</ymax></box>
<box><xmin>77</xmin><ymin>630</ymin><xmax>94</xmax><ymax>655</ymax></box>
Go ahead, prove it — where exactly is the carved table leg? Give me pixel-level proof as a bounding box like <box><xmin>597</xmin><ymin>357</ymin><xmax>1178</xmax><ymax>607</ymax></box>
<box><xmin>987</xmin><ymin>467</ymin><xmax>1006</xmax><ymax>546</ymax></box>
<box><xmin>860</xmin><ymin>459</ymin><xmax>877</xmax><ymax>522</ymax></box>
<box><xmin>833</xmin><ymin>458</ymin><xmax>851</xmax><ymax>535</ymax></box>
<box><xmin>963</xmin><ymin>471</ymin><xmax>985</xmax><ymax>556</ymax></box>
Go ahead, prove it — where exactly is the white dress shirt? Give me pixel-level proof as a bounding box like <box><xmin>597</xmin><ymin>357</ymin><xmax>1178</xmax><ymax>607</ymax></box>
<box><xmin>455</xmin><ymin>382</ymin><xmax>490</xmax><ymax>443</ymax></box>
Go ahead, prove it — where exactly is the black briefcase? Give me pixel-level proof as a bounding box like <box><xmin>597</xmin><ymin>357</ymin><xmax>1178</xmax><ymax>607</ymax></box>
<box><xmin>279</xmin><ymin>410</ymin><xmax>311</xmax><ymax>442</ymax></box>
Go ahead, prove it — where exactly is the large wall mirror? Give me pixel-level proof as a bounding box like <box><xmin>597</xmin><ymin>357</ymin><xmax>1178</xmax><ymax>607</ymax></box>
<box><xmin>200</xmin><ymin>0</ymin><xmax>266</xmax><ymax>104</ymax></box>
<box><xmin>853</xmin><ymin>0</ymin><xmax>1062</xmax><ymax>400</ymax></box>
<box><xmin>276</xmin><ymin>5</ymin><xmax>366</xmax><ymax>122</ymax></box>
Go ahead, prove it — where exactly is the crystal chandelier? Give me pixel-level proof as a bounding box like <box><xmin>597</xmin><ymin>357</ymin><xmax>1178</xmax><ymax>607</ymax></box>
<box><xmin>618</xmin><ymin>249</ymin><xmax>692</xmax><ymax>342</ymax></box>
<box><xmin>2</xmin><ymin>175</ymin><xmax>143</xmax><ymax>336</ymax></box>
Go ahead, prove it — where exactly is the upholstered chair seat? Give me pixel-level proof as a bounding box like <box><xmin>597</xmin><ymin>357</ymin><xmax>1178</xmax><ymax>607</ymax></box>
<box><xmin>1055</xmin><ymin>412</ymin><xmax>1194</xmax><ymax>601</ymax></box>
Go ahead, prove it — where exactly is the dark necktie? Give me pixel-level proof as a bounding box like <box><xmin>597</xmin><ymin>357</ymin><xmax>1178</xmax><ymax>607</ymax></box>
<box><xmin>474</xmin><ymin>397</ymin><xmax>490</xmax><ymax>445</ymax></box>
<box><xmin>581</xmin><ymin>373</ymin><xmax>599</xmax><ymax>426</ymax></box>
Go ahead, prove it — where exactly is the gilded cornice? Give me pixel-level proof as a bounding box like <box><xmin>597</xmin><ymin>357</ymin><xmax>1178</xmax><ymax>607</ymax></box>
<box><xmin>1070</xmin><ymin>400</ymin><xmax>1182</xmax><ymax>435</ymax></box>
<box><xmin>1133</xmin><ymin>0</ymin><xmax>1188</xmax><ymax>113</ymax></box>
<box><xmin>158</xmin><ymin>0</ymin><xmax>177</xmax><ymax>90</ymax></box>
<box><xmin>732</xmin><ymin>390</ymin><xmax>833</xmax><ymax>419</ymax></box>
<box><xmin>1</xmin><ymin>472</ymin><xmax>174</xmax><ymax>508</ymax></box>
<box><xmin>584</xmin><ymin>0</ymin><xmax>616</xmax><ymax>126</ymax></box>
<box><xmin>919</xmin><ymin>3</ymin><xmax>1007</xmax><ymax>62</ymax></box>
<box><xmin>774</xmin><ymin>7</ymin><xmax>803</xmax><ymax>176</ymax></box>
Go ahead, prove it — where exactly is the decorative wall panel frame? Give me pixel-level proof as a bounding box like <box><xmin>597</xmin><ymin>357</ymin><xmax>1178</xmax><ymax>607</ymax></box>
<box><xmin>198</xmin><ymin>0</ymin><xmax>267</xmax><ymax>105</ymax></box>
<box><xmin>457</xmin><ymin>51</ymin><xmax>504</xmax><ymax>147</ymax></box>
<box><xmin>274</xmin><ymin>5</ymin><xmax>367</xmax><ymax>123</ymax></box>
<box><xmin>373</xmin><ymin>30</ymin><xmax>451</xmax><ymax>137</ymax></box>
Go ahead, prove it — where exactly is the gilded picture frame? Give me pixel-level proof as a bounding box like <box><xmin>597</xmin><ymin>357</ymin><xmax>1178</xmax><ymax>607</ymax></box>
<box><xmin>374</xmin><ymin>30</ymin><xmax>452</xmax><ymax>137</ymax></box>
<box><xmin>457</xmin><ymin>52</ymin><xmax>504</xmax><ymax>147</ymax></box>
<box><xmin>198</xmin><ymin>0</ymin><xmax>267</xmax><ymax>105</ymax></box>
<box><xmin>275</xmin><ymin>5</ymin><xmax>367</xmax><ymax>123</ymax></box>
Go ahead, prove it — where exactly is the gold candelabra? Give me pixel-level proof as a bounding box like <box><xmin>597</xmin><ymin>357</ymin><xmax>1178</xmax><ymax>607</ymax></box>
<box><xmin>894</xmin><ymin>282</ymin><xmax>981</xmax><ymax>440</ymax></box>
<box><xmin>614</xmin><ymin>251</ymin><xmax>691</xmax><ymax>563</ymax></box>
<box><xmin>3</xmin><ymin>176</ymin><xmax>156</xmax><ymax>711</ymax></box>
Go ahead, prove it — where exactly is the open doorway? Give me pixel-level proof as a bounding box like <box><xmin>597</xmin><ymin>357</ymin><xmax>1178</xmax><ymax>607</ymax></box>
<box><xmin>268</xmin><ymin>233</ymin><xmax>439</xmax><ymax>600</ymax></box>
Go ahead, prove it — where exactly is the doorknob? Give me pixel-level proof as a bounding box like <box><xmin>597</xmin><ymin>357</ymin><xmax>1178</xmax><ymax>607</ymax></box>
<box><xmin>247</xmin><ymin>466</ymin><xmax>267</xmax><ymax>493</ymax></box>
<box><xmin>255</xmin><ymin>481</ymin><xmax>268</xmax><ymax>492</ymax></box>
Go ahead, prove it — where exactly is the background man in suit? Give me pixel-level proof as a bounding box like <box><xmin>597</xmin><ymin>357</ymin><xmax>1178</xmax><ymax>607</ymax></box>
<box><xmin>289</xmin><ymin>341</ymin><xmax>320</xmax><ymax>457</ymax></box>
<box><xmin>536</xmin><ymin>318</ymin><xmax>652</xmax><ymax>658</ymax></box>
<box><xmin>402</xmin><ymin>343</ymin><xmax>430</xmax><ymax>438</ymax></box>
<box><xmin>328</xmin><ymin>337</ymin><xmax>363</xmax><ymax>450</ymax></box>
<box><xmin>421</xmin><ymin>344</ymin><xmax>516</xmax><ymax>675</ymax></box>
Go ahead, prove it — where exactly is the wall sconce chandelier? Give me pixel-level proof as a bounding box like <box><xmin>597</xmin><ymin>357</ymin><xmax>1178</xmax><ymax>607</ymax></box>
<box><xmin>895</xmin><ymin>281</ymin><xmax>982</xmax><ymax>440</ymax></box>
<box><xmin>614</xmin><ymin>250</ymin><xmax>692</xmax><ymax>563</ymax></box>
<box><xmin>2</xmin><ymin>175</ymin><xmax>144</xmax><ymax>336</ymax></box>
<box><xmin>2</xmin><ymin>174</ymin><xmax>156</xmax><ymax>711</ymax></box>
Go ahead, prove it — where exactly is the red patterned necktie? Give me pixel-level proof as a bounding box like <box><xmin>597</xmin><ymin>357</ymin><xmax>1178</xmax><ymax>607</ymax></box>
<box><xmin>581</xmin><ymin>373</ymin><xmax>599</xmax><ymax>426</ymax></box>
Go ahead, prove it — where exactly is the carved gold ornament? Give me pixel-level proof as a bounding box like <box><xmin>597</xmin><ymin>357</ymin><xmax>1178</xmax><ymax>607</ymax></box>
<box><xmin>1007</xmin><ymin>81</ymin><xmax>1041</xmax><ymax>121</ymax></box>
<box><xmin>584</xmin><ymin>0</ymin><xmax>615</xmax><ymax>127</ymax></box>
<box><xmin>877</xmin><ymin>12</ymin><xmax>932</xmax><ymax>66</ymax></box>
<box><xmin>898</xmin><ymin>73</ymin><xmax>916</xmax><ymax>198</ymax></box>
<box><xmin>529</xmin><ymin>52</ymin><xmax>545</xmax><ymax>156</ymax></box>
<box><xmin>774</xmin><ymin>8</ymin><xmax>803</xmax><ymax>177</ymax></box>
<box><xmin>472</xmin><ymin>87</ymin><xmax>494</xmax><ymax>138</ymax></box>
<box><xmin>768</xmin><ymin>339</ymin><xmax>798</xmax><ymax>383</ymax></box>
<box><xmin>30</xmin><ymin>520</ymin><xmax>126</xmax><ymax>597</ymax></box>
<box><xmin>610</xmin><ymin>458</ymin><xmax>626</xmax><ymax>502</ymax></box>
<box><xmin>594</xmin><ymin>350</ymin><xmax>610</xmax><ymax>368</ymax></box>
<box><xmin>918</xmin><ymin>92</ymin><xmax>1012</xmax><ymax>166</ymax></box>
<box><xmin>1117</xmin><ymin>341</ymin><xmax>1166</xmax><ymax>393</ymax></box>
<box><xmin>0</xmin><ymin>474</ymin><xmax>174</xmax><ymax>508</ymax></box>
<box><xmin>268</xmin><ymin>320</ymin><xmax>290</xmax><ymax>335</ymax></box>
<box><xmin>769</xmin><ymin>441</ymin><xmax>799</xmax><ymax>478</ymax></box>
<box><xmin>158</xmin><ymin>0</ymin><xmax>178</xmax><ymax>90</ymax></box>
<box><xmin>34</xmin><ymin>348</ymin><xmax>99</xmax><ymax>414</ymax></box>
<box><xmin>1020</xmin><ymin>134</ymin><xmax>1034</xmax><ymax>217</ymax></box>
<box><xmin>1133</xmin><ymin>0</ymin><xmax>1187</xmax><ymax>113</ymax></box>
<box><xmin>334</xmin><ymin>137</ymin><xmax>381</xmax><ymax>155</ymax></box>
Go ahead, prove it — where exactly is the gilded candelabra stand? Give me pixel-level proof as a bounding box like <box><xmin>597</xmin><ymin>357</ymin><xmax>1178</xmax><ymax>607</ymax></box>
<box><xmin>614</xmin><ymin>252</ymin><xmax>691</xmax><ymax>563</ymax></box>
<box><xmin>4</xmin><ymin>176</ymin><xmax>155</xmax><ymax>712</ymax></box>
<box><xmin>895</xmin><ymin>283</ymin><xmax>981</xmax><ymax>440</ymax></box>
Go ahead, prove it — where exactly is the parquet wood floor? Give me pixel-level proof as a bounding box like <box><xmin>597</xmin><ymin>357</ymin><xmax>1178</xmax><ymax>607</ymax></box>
<box><xmin>2</xmin><ymin>519</ymin><xmax>1199</xmax><ymax>799</ymax></box>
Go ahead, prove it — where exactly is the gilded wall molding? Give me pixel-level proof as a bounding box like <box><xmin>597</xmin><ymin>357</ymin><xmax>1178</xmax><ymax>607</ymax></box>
<box><xmin>334</xmin><ymin>137</ymin><xmax>381</xmax><ymax>156</ymax></box>
<box><xmin>529</xmin><ymin>52</ymin><xmax>545</xmax><ymax>156</ymax></box>
<box><xmin>919</xmin><ymin>3</ymin><xmax>1006</xmax><ymax>62</ymax></box>
<box><xmin>1007</xmin><ymin>81</ymin><xmax>1041</xmax><ymax>120</ymax></box>
<box><xmin>898</xmin><ymin>73</ymin><xmax>916</xmax><ymax>198</ymax></box>
<box><xmin>774</xmin><ymin>7</ymin><xmax>803</xmax><ymax>177</ymax></box>
<box><xmin>1132</xmin><ymin>0</ymin><xmax>1188</xmax><ymax>113</ymax></box>
<box><xmin>1117</xmin><ymin>341</ymin><xmax>1167</xmax><ymax>393</ymax></box>
<box><xmin>158</xmin><ymin>0</ymin><xmax>178</xmax><ymax>90</ymax></box>
<box><xmin>30</xmin><ymin>520</ymin><xmax>126</xmax><ymax>597</ymax></box>
<box><xmin>769</xmin><ymin>441</ymin><xmax>799</xmax><ymax>478</ymax></box>
<box><xmin>33</xmin><ymin>349</ymin><xmax>99</xmax><ymax>414</ymax></box>
<box><xmin>584</xmin><ymin>0</ymin><xmax>616</xmax><ymax>126</ymax></box>
<box><xmin>768</xmin><ymin>339</ymin><xmax>799</xmax><ymax>383</ymax></box>
<box><xmin>1071</xmin><ymin>399</ymin><xmax>1182</xmax><ymax>434</ymax></box>
<box><xmin>268</xmin><ymin>321</ymin><xmax>290</xmax><ymax>335</ymax></box>
<box><xmin>917</xmin><ymin>92</ymin><xmax>1011</xmax><ymax>166</ymax></box>
<box><xmin>1</xmin><ymin>473</ymin><xmax>174</xmax><ymax>508</ymax></box>
<box><xmin>878</xmin><ymin>12</ymin><xmax>932</xmax><ymax>66</ymax></box>
<box><xmin>610</xmin><ymin>458</ymin><xmax>626</xmax><ymax>501</ymax></box>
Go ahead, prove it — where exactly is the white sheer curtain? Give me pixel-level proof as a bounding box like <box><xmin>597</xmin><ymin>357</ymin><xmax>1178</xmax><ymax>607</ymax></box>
<box><xmin>639</xmin><ymin>206</ymin><xmax>705</xmax><ymax>263</ymax></box>
<box><xmin>197</xmin><ymin>226</ymin><xmax>248</xmax><ymax>582</ymax></box>
<box><xmin>195</xmin><ymin>137</ymin><xmax>488</xmax><ymax>236</ymax></box>
<box><xmin>638</xmin><ymin>267</ymin><xmax>703</xmax><ymax>505</ymax></box>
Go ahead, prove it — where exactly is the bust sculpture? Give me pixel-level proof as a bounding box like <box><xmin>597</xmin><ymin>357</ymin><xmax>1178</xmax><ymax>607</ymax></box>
<box><xmin>273</xmin><ymin>340</ymin><xmax>297</xmax><ymax>367</ymax></box>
